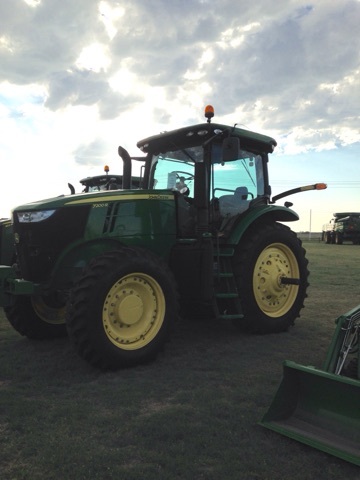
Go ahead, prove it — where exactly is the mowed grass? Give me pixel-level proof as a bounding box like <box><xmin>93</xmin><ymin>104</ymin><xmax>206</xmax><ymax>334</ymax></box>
<box><xmin>0</xmin><ymin>242</ymin><xmax>360</xmax><ymax>480</ymax></box>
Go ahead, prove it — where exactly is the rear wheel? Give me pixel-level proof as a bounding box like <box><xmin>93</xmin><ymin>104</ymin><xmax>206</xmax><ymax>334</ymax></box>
<box><xmin>66</xmin><ymin>247</ymin><xmax>178</xmax><ymax>369</ymax></box>
<box><xmin>4</xmin><ymin>293</ymin><xmax>67</xmax><ymax>339</ymax></box>
<box><xmin>335</xmin><ymin>233</ymin><xmax>343</xmax><ymax>245</ymax></box>
<box><xmin>233</xmin><ymin>222</ymin><xmax>309</xmax><ymax>333</ymax></box>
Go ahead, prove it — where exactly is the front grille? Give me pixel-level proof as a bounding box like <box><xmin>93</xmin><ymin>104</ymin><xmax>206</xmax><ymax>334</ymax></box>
<box><xmin>14</xmin><ymin>205</ymin><xmax>91</xmax><ymax>282</ymax></box>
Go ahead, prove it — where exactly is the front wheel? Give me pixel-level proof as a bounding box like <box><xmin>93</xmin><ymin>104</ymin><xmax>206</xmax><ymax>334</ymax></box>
<box><xmin>4</xmin><ymin>293</ymin><xmax>67</xmax><ymax>339</ymax></box>
<box><xmin>66</xmin><ymin>248</ymin><xmax>178</xmax><ymax>369</ymax></box>
<box><xmin>233</xmin><ymin>222</ymin><xmax>309</xmax><ymax>333</ymax></box>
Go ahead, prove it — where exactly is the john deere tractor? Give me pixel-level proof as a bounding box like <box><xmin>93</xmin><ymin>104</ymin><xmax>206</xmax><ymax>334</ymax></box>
<box><xmin>69</xmin><ymin>164</ymin><xmax>141</xmax><ymax>194</ymax></box>
<box><xmin>0</xmin><ymin>106</ymin><xmax>326</xmax><ymax>369</ymax></box>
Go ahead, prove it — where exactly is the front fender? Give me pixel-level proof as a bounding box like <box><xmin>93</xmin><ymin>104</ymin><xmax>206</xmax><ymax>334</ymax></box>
<box><xmin>227</xmin><ymin>205</ymin><xmax>299</xmax><ymax>245</ymax></box>
<box><xmin>50</xmin><ymin>238</ymin><xmax>125</xmax><ymax>289</ymax></box>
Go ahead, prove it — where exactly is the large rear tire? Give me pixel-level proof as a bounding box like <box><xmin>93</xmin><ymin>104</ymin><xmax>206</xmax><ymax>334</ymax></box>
<box><xmin>4</xmin><ymin>294</ymin><xmax>67</xmax><ymax>339</ymax></box>
<box><xmin>66</xmin><ymin>248</ymin><xmax>178</xmax><ymax>370</ymax></box>
<box><xmin>233</xmin><ymin>222</ymin><xmax>309</xmax><ymax>333</ymax></box>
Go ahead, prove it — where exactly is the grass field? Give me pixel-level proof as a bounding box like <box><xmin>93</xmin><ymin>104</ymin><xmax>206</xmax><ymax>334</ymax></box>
<box><xmin>1</xmin><ymin>242</ymin><xmax>360</xmax><ymax>479</ymax></box>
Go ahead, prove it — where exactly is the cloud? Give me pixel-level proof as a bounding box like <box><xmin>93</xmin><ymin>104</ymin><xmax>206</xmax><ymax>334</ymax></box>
<box><xmin>0</xmin><ymin>0</ymin><xmax>359</xmax><ymax>177</ymax></box>
<box><xmin>73</xmin><ymin>138</ymin><xmax>109</xmax><ymax>166</ymax></box>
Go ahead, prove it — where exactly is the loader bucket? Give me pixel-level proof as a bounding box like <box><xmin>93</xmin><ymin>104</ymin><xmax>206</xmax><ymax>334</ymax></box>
<box><xmin>260</xmin><ymin>360</ymin><xmax>360</xmax><ymax>466</ymax></box>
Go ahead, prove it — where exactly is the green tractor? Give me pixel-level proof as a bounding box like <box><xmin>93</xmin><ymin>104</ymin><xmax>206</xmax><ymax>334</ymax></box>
<box><xmin>76</xmin><ymin>164</ymin><xmax>141</xmax><ymax>193</ymax></box>
<box><xmin>0</xmin><ymin>106</ymin><xmax>326</xmax><ymax>369</ymax></box>
<box><xmin>322</xmin><ymin>212</ymin><xmax>360</xmax><ymax>245</ymax></box>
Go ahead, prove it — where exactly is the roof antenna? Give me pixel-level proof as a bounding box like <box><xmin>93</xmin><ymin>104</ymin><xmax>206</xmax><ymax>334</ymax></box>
<box><xmin>204</xmin><ymin>105</ymin><xmax>214</xmax><ymax>123</ymax></box>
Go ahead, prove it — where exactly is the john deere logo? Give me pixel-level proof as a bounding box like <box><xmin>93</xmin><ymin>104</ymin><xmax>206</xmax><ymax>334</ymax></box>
<box><xmin>148</xmin><ymin>194</ymin><xmax>172</xmax><ymax>200</ymax></box>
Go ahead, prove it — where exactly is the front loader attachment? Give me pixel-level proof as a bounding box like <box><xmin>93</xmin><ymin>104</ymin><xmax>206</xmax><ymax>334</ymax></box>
<box><xmin>260</xmin><ymin>306</ymin><xmax>360</xmax><ymax>466</ymax></box>
<box><xmin>260</xmin><ymin>360</ymin><xmax>360</xmax><ymax>465</ymax></box>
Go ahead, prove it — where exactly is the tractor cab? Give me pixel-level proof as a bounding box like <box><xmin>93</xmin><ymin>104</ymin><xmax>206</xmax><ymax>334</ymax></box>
<box><xmin>121</xmin><ymin>106</ymin><xmax>277</xmax><ymax>240</ymax></box>
<box><xmin>147</xmin><ymin>140</ymin><xmax>268</xmax><ymax>237</ymax></box>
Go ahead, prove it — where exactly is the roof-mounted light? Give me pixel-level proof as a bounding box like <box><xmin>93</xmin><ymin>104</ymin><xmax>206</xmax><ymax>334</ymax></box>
<box><xmin>104</xmin><ymin>165</ymin><xmax>109</xmax><ymax>174</ymax></box>
<box><xmin>204</xmin><ymin>105</ymin><xmax>214</xmax><ymax>123</ymax></box>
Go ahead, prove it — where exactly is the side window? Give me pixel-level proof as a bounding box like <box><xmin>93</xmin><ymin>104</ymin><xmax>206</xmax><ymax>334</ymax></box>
<box><xmin>151</xmin><ymin>155</ymin><xmax>195</xmax><ymax>197</ymax></box>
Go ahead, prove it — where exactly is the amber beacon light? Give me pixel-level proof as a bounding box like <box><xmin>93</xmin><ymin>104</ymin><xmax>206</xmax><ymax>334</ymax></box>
<box><xmin>204</xmin><ymin>105</ymin><xmax>214</xmax><ymax>122</ymax></box>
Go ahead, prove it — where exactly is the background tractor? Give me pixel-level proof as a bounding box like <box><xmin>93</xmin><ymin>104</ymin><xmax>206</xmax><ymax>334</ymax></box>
<box><xmin>68</xmin><ymin>164</ymin><xmax>141</xmax><ymax>194</ymax></box>
<box><xmin>322</xmin><ymin>212</ymin><xmax>360</xmax><ymax>245</ymax></box>
<box><xmin>0</xmin><ymin>106</ymin><xmax>326</xmax><ymax>369</ymax></box>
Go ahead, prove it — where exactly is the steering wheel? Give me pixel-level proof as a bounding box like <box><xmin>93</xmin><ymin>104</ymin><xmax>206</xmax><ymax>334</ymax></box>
<box><xmin>179</xmin><ymin>186</ymin><xmax>190</xmax><ymax>196</ymax></box>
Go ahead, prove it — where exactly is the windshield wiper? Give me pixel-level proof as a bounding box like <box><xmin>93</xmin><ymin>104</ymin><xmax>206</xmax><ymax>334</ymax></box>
<box><xmin>241</xmin><ymin>159</ymin><xmax>256</xmax><ymax>187</ymax></box>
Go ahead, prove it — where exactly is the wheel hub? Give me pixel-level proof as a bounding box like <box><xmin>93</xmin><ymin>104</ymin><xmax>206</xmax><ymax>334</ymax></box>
<box><xmin>117</xmin><ymin>291</ymin><xmax>144</xmax><ymax>325</ymax></box>
<box><xmin>254</xmin><ymin>244</ymin><xmax>299</xmax><ymax>317</ymax></box>
<box><xmin>102</xmin><ymin>273</ymin><xmax>165</xmax><ymax>350</ymax></box>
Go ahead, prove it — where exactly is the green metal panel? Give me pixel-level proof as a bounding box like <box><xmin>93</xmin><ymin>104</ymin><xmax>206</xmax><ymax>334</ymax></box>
<box><xmin>0</xmin><ymin>267</ymin><xmax>40</xmax><ymax>305</ymax></box>
<box><xmin>260</xmin><ymin>360</ymin><xmax>360</xmax><ymax>466</ymax></box>
<box><xmin>261</xmin><ymin>307</ymin><xmax>360</xmax><ymax>466</ymax></box>
<box><xmin>0</xmin><ymin>265</ymin><xmax>16</xmax><ymax>306</ymax></box>
<box><xmin>322</xmin><ymin>305</ymin><xmax>360</xmax><ymax>373</ymax></box>
<box><xmin>9</xmin><ymin>190</ymin><xmax>178</xmax><ymax>292</ymax></box>
<box><xmin>48</xmin><ymin>192</ymin><xmax>177</xmax><ymax>288</ymax></box>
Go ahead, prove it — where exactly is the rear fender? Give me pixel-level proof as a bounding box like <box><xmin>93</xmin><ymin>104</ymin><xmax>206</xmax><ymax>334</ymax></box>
<box><xmin>226</xmin><ymin>205</ymin><xmax>299</xmax><ymax>245</ymax></box>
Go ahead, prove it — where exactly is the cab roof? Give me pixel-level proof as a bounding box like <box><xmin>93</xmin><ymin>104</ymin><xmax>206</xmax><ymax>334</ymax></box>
<box><xmin>137</xmin><ymin>122</ymin><xmax>277</xmax><ymax>156</ymax></box>
<box><xmin>334</xmin><ymin>212</ymin><xmax>360</xmax><ymax>218</ymax></box>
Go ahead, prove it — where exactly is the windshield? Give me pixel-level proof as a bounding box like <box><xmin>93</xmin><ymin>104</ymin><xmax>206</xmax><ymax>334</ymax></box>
<box><xmin>149</xmin><ymin>146</ymin><xmax>200</xmax><ymax>196</ymax></box>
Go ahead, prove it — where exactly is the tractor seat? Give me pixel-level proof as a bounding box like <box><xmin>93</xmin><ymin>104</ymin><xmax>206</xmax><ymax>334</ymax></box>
<box><xmin>219</xmin><ymin>187</ymin><xmax>250</xmax><ymax>217</ymax></box>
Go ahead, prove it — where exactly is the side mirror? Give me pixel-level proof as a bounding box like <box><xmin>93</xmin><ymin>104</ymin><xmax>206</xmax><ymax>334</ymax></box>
<box><xmin>222</xmin><ymin>136</ymin><xmax>240</xmax><ymax>162</ymax></box>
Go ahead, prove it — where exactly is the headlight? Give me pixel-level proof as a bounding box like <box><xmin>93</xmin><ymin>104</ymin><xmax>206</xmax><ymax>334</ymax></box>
<box><xmin>17</xmin><ymin>210</ymin><xmax>56</xmax><ymax>223</ymax></box>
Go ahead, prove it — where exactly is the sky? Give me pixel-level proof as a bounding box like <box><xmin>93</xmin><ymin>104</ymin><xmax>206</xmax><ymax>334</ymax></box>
<box><xmin>0</xmin><ymin>0</ymin><xmax>359</xmax><ymax>232</ymax></box>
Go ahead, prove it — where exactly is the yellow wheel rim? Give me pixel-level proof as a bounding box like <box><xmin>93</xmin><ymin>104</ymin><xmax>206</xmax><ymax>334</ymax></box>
<box><xmin>253</xmin><ymin>243</ymin><xmax>299</xmax><ymax>318</ymax></box>
<box><xmin>31</xmin><ymin>295</ymin><xmax>66</xmax><ymax>325</ymax></box>
<box><xmin>102</xmin><ymin>273</ymin><xmax>166</xmax><ymax>350</ymax></box>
